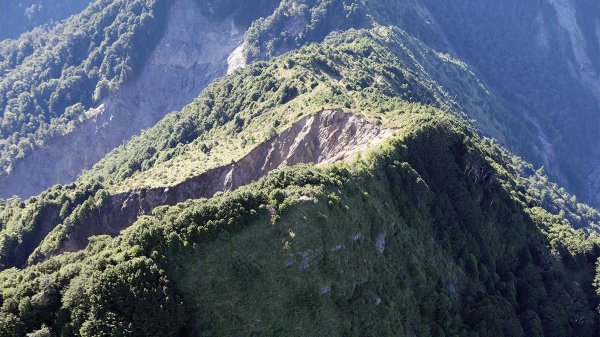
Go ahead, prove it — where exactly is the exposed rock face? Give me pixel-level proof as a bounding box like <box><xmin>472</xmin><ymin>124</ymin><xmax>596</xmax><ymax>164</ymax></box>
<box><xmin>58</xmin><ymin>110</ymin><xmax>393</xmax><ymax>254</ymax></box>
<box><xmin>0</xmin><ymin>0</ymin><xmax>245</xmax><ymax>199</ymax></box>
<box><xmin>227</xmin><ymin>43</ymin><xmax>247</xmax><ymax>74</ymax></box>
<box><xmin>546</xmin><ymin>0</ymin><xmax>600</xmax><ymax>207</ymax></box>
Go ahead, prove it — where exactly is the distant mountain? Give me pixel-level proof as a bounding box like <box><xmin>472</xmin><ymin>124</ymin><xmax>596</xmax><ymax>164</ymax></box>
<box><xmin>0</xmin><ymin>0</ymin><xmax>92</xmax><ymax>40</ymax></box>
<box><xmin>243</xmin><ymin>0</ymin><xmax>600</xmax><ymax>208</ymax></box>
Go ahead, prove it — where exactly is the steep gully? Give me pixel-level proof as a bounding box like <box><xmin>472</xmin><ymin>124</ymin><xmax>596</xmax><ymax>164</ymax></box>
<box><xmin>0</xmin><ymin>0</ymin><xmax>246</xmax><ymax>199</ymax></box>
<box><xmin>58</xmin><ymin>110</ymin><xmax>393</xmax><ymax>254</ymax></box>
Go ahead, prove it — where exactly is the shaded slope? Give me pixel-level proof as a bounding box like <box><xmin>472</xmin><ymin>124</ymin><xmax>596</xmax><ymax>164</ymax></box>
<box><xmin>176</xmin><ymin>119</ymin><xmax>600</xmax><ymax>337</ymax></box>
<box><xmin>416</xmin><ymin>0</ymin><xmax>600</xmax><ymax>204</ymax></box>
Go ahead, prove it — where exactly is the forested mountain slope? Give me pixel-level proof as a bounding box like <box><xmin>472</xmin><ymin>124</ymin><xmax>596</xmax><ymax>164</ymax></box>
<box><xmin>1</xmin><ymin>112</ymin><xmax>600</xmax><ymax>336</ymax></box>
<box><xmin>1</xmin><ymin>27</ymin><xmax>600</xmax><ymax>335</ymax></box>
<box><xmin>0</xmin><ymin>1</ymin><xmax>600</xmax><ymax>336</ymax></box>
<box><xmin>0</xmin><ymin>0</ymin><xmax>280</xmax><ymax>199</ymax></box>
<box><xmin>0</xmin><ymin>26</ymin><xmax>496</xmax><ymax>270</ymax></box>
<box><xmin>0</xmin><ymin>0</ymin><xmax>173</xmax><ymax>197</ymax></box>
<box><xmin>242</xmin><ymin>0</ymin><xmax>600</xmax><ymax>208</ymax></box>
<box><xmin>0</xmin><ymin>0</ymin><xmax>92</xmax><ymax>40</ymax></box>
<box><xmin>417</xmin><ymin>0</ymin><xmax>600</xmax><ymax>208</ymax></box>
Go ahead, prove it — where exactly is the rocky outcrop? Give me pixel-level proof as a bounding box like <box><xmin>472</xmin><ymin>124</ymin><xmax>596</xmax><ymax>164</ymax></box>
<box><xmin>58</xmin><ymin>110</ymin><xmax>393</xmax><ymax>253</ymax></box>
<box><xmin>0</xmin><ymin>0</ymin><xmax>245</xmax><ymax>199</ymax></box>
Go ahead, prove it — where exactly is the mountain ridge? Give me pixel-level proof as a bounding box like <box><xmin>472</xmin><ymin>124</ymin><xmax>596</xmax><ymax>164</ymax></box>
<box><xmin>1</xmin><ymin>112</ymin><xmax>599</xmax><ymax>336</ymax></box>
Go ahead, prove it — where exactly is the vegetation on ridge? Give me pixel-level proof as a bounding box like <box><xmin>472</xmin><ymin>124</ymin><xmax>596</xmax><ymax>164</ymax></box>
<box><xmin>0</xmin><ymin>26</ymin><xmax>598</xmax><ymax>282</ymax></box>
<box><xmin>0</xmin><ymin>26</ymin><xmax>458</xmax><ymax>270</ymax></box>
<box><xmin>78</xmin><ymin>26</ymin><xmax>492</xmax><ymax>191</ymax></box>
<box><xmin>242</xmin><ymin>0</ymin><xmax>600</xmax><ymax>206</ymax></box>
<box><xmin>0</xmin><ymin>0</ymin><xmax>92</xmax><ymax>40</ymax></box>
<box><xmin>0</xmin><ymin>116</ymin><xmax>599</xmax><ymax>336</ymax></box>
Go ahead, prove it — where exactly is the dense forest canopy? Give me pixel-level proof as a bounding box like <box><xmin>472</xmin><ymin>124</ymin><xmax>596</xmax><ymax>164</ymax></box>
<box><xmin>0</xmin><ymin>0</ymin><xmax>92</xmax><ymax>40</ymax></box>
<box><xmin>0</xmin><ymin>28</ymin><xmax>600</xmax><ymax>334</ymax></box>
<box><xmin>1</xmin><ymin>112</ymin><xmax>600</xmax><ymax>336</ymax></box>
